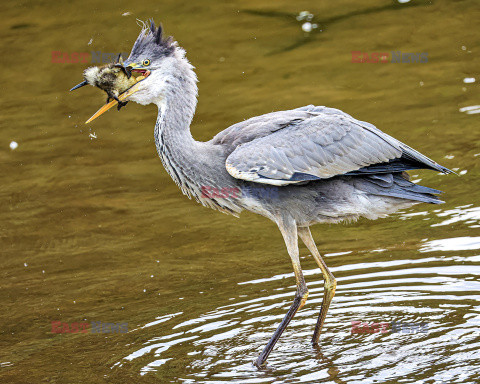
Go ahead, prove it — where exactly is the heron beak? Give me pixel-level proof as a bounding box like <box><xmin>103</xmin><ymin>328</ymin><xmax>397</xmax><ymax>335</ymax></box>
<box><xmin>85</xmin><ymin>63</ymin><xmax>150</xmax><ymax>124</ymax></box>
<box><xmin>85</xmin><ymin>84</ymin><xmax>142</xmax><ymax>124</ymax></box>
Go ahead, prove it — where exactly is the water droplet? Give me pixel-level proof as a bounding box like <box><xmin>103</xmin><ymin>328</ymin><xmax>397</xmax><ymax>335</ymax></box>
<box><xmin>302</xmin><ymin>22</ymin><xmax>313</xmax><ymax>33</ymax></box>
<box><xmin>297</xmin><ymin>11</ymin><xmax>313</xmax><ymax>21</ymax></box>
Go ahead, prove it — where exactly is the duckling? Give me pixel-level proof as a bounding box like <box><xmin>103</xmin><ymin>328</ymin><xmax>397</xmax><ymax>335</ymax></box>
<box><xmin>70</xmin><ymin>60</ymin><xmax>136</xmax><ymax>110</ymax></box>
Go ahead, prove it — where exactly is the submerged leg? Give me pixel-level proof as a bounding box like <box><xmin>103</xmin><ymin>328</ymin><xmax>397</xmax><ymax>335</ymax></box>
<box><xmin>297</xmin><ymin>226</ymin><xmax>337</xmax><ymax>345</ymax></box>
<box><xmin>254</xmin><ymin>216</ymin><xmax>309</xmax><ymax>367</ymax></box>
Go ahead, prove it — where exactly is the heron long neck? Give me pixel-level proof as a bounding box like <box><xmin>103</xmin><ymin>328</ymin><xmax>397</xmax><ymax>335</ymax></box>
<box><xmin>152</xmin><ymin>56</ymin><xmax>242</xmax><ymax>216</ymax></box>
<box><xmin>153</xmin><ymin>61</ymin><xmax>199</xmax><ymax>193</ymax></box>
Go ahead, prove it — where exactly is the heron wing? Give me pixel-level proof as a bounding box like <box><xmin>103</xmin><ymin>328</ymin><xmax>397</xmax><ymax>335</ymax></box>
<box><xmin>216</xmin><ymin>105</ymin><xmax>451</xmax><ymax>186</ymax></box>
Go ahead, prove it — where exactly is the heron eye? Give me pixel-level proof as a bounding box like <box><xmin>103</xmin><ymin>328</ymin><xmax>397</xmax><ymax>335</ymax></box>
<box><xmin>142</xmin><ymin>59</ymin><xmax>151</xmax><ymax>66</ymax></box>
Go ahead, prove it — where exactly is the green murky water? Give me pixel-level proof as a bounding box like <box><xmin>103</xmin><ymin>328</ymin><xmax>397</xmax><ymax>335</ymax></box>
<box><xmin>1</xmin><ymin>0</ymin><xmax>480</xmax><ymax>382</ymax></box>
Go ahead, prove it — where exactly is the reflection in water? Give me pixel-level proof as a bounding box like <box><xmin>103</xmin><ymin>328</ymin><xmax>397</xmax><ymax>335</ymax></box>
<box><xmin>459</xmin><ymin>105</ymin><xmax>480</xmax><ymax>115</ymax></box>
<box><xmin>421</xmin><ymin>237</ymin><xmax>480</xmax><ymax>252</ymax></box>
<box><xmin>113</xmin><ymin>241</ymin><xmax>480</xmax><ymax>383</ymax></box>
<box><xmin>398</xmin><ymin>205</ymin><xmax>480</xmax><ymax>230</ymax></box>
<box><xmin>243</xmin><ymin>0</ymin><xmax>429</xmax><ymax>54</ymax></box>
<box><xmin>432</xmin><ymin>205</ymin><xmax>480</xmax><ymax>228</ymax></box>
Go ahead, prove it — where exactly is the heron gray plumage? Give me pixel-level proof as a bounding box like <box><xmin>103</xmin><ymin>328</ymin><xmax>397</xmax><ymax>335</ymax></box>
<box><xmin>73</xmin><ymin>20</ymin><xmax>453</xmax><ymax>367</ymax></box>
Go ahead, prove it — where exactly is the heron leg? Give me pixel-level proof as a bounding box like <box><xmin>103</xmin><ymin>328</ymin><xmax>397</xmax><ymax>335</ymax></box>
<box><xmin>297</xmin><ymin>226</ymin><xmax>336</xmax><ymax>346</ymax></box>
<box><xmin>254</xmin><ymin>217</ymin><xmax>309</xmax><ymax>367</ymax></box>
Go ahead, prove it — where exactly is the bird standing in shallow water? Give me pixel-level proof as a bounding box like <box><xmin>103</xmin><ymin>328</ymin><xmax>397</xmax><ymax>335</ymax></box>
<box><xmin>72</xmin><ymin>20</ymin><xmax>452</xmax><ymax>367</ymax></box>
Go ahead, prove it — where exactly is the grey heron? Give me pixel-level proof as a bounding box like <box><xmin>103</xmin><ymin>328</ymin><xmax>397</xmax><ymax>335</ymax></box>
<box><xmin>71</xmin><ymin>20</ymin><xmax>452</xmax><ymax>367</ymax></box>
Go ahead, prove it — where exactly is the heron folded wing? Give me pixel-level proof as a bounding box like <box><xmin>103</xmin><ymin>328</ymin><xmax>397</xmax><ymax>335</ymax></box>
<box><xmin>212</xmin><ymin>110</ymin><xmax>307</xmax><ymax>147</ymax></box>
<box><xmin>224</xmin><ymin>107</ymin><xmax>450</xmax><ymax>186</ymax></box>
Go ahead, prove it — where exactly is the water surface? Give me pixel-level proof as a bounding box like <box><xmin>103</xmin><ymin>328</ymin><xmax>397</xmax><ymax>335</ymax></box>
<box><xmin>1</xmin><ymin>0</ymin><xmax>479</xmax><ymax>382</ymax></box>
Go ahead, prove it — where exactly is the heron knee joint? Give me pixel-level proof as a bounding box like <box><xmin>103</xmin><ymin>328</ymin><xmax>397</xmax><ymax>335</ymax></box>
<box><xmin>325</xmin><ymin>276</ymin><xmax>337</xmax><ymax>291</ymax></box>
<box><xmin>298</xmin><ymin>290</ymin><xmax>309</xmax><ymax>309</ymax></box>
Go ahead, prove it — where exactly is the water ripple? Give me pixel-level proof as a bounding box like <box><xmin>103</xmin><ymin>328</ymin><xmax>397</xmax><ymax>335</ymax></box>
<box><xmin>112</xmin><ymin>236</ymin><xmax>480</xmax><ymax>382</ymax></box>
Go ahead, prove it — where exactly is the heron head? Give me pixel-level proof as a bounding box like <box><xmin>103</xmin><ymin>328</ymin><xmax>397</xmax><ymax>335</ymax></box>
<box><xmin>120</xmin><ymin>20</ymin><xmax>177</xmax><ymax>105</ymax></box>
<box><xmin>82</xmin><ymin>20</ymin><xmax>181</xmax><ymax>123</ymax></box>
